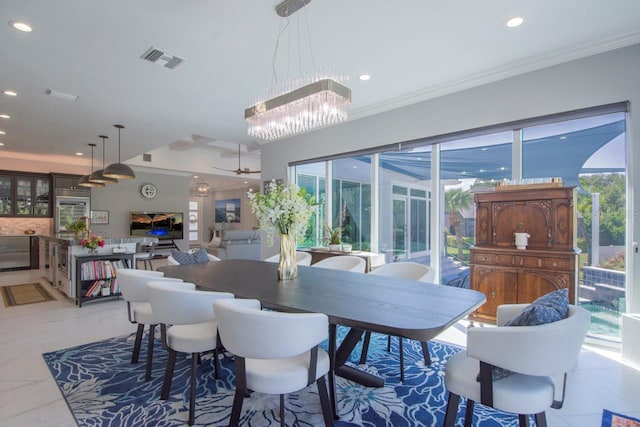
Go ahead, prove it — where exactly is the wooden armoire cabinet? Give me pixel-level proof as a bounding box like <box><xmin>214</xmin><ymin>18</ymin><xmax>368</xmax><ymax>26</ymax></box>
<box><xmin>469</xmin><ymin>186</ymin><xmax>579</xmax><ymax>323</ymax></box>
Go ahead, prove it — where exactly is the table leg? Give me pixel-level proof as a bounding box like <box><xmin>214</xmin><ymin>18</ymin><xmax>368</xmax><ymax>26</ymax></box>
<box><xmin>334</xmin><ymin>327</ymin><xmax>385</xmax><ymax>388</ymax></box>
<box><xmin>328</xmin><ymin>324</ymin><xmax>338</xmax><ymax>420</ymax></box>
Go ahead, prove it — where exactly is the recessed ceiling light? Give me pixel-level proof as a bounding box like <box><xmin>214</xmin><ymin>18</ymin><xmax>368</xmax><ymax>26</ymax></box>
<box><xmin>358</xmin><ymin>74</ymin><xmax>371</xmax><ymax>81</ymax></box>
<box><xmin>506</xmin><ymin>17</ymin><xmax>524</xmax><ymax>28</ymax></box>
<box><xmin>0</xmin><ymin>114</ymin><xmax>9</xmax><ymax>119</ymax></box>
<box><xmin>9</xmin><ymin>20</ymin><xmax>33</xmax><ymax>32</ymax></box>
<box><xmin>0</xmin><ymin>130</ymin><xmax>5</xmax><ymax>135</ymax></box>
<box><xmin>243</xmin><ymin>181</ymin><xmax>248</xmax><ymax>184</ymax></box>
<box><xmin>3</xmin><ymin>90</ymin><xmax>17</xmax><ymax>97</ymax></box>
<box><xmin>0</xmin><ymin>142</ymin><xmax>4</xmax><ymax>146</ymax></box>
<box><xmin>75</xmin><ymin>152</ymin><xmax>84</xmax><ymax>156</ymax></box>
<box><xmin>560</xmin><ymin>136</ymin><xmax>567</xmax><ymax>140</ymax></box>
<box><xmin>192</xmin><ymin>175</ymin><xmax>199</xmax><ymax>179</ymax></box>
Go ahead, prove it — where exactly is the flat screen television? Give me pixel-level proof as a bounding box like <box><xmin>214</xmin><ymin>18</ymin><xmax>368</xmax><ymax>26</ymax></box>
<box><xmin>129</xmin><ymin>211</ymin><xmax>184</xmax><ymax>240</ymax></box>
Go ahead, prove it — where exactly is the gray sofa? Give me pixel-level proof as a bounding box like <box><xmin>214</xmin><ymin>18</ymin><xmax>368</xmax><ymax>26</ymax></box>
<box><xmin>205</xmin><ymin>229</ymin><xmax>262</xmax><ymax>260</ymax></box>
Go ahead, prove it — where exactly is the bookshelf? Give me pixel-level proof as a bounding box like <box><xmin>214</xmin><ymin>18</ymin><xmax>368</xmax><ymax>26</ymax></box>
<box><xmin>74</xmin><ymin>253</ymin><xmax>134</xmax><ymax>307</ymax></box>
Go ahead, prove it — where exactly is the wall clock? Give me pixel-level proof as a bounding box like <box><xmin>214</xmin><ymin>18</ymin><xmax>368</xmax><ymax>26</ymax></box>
<box><xmin>139</xmin><ymin>183</ymin><xmax>157</xmax><ymax>199</ymax></box>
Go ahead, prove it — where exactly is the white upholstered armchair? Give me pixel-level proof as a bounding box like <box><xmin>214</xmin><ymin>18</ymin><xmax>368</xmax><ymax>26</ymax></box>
<box><xmin>444</xmin><ymin>304</ymin><xmax>590</xmax><ymax>427</ymax></box>
<box><xmin>214</xmin><ymin>298</ymin><xmax>334</xmax><ymax>427</ymax></box>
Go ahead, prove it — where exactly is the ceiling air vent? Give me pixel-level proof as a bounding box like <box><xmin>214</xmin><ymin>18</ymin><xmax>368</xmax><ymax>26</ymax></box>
<box><xmin>143</xmin><ymin>153</ymin><xmax>152</xmax><ymax>162</ymax></box>
<box><xmin>140</xmin><ymin>47</ymin><xmax>185</xmax><ymax>69</ymax></box>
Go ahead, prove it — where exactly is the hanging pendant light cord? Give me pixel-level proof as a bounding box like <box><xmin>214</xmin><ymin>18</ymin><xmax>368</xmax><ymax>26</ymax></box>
<box><xmin>271</xmin><ymin>5</ymin><xmax>316</xmax><ymax>86</ymax></box>
<box><xmin>101</xmin><ymin>136</ymin><xmax>107</xmax><ymax>169</ymax></box>
<box><xmin>117</xmin><ymin>127</ymin><xmax>121</xmax><ymax>162</ymax></box>
<box><xmin>90</xmin><ymin>144</ymin><xmax>95</xmax><ymax>173</ymax></box>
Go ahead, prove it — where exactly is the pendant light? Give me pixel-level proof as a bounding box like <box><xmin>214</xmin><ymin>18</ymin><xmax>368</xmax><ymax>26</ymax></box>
<box><xmin>78</xmin><ymin>143</ymin><xmax>106</xmax><ymax>188</ymax></box>
<box><xmin>89</xmin><ymin>135</ymin><xmax>118</xmax><ymax>184</ymax></box>
<box><xmin>104</xmin><ymin>124</ymin><xmax>136</xmax><ymax>179</ymax></box>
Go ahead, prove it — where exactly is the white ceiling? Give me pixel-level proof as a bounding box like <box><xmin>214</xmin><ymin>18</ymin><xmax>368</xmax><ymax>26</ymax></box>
<box><xmin>1</xmin><ymin>0</ymin><xmax>639</xmax><ymax>186</ymax></box>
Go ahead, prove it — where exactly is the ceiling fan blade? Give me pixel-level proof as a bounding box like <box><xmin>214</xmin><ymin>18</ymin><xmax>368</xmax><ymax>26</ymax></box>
<box><xmin>212</xmin><ymin>165</ymin><xmax>237</xmax><ymax>173</ymax></box>
<box><xmin>213</xmin><ymin>144</ymin><xmax>259</xmax><ymax>174</ymax></box>
<box><xmin>239</xmin><ymin>168</ymin><xmax>261</xmax><ymax>174</ymax></box>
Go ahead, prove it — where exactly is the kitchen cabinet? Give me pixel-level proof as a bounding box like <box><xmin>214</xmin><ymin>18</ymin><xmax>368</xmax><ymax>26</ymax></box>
<box><xmin>469</xmin><ymin>186</ymin><xmax>578</xmax><ymax>323</ymax></box>
<box><xmin>0</xmin><ymin>171</ymin><xmax>51</xmax><ymax>217</ymax></box>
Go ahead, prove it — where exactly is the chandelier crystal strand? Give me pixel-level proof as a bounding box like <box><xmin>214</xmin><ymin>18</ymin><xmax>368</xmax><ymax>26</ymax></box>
<box><xmin>245</xmin><ymin>1</ymin><xmax>351</xmax><ymax>141</ymax></box>
<box><xmin>246</xmin><ymin>73</ymin><xmax>349</xmax><ymax>141</ymax></box>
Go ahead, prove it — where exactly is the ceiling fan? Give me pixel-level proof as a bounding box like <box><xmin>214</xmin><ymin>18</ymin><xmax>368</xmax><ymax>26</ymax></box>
<box><xmin>212</xmin><ymin>145</ymin><xmax>261</xmax><ymax>175</ymax></box>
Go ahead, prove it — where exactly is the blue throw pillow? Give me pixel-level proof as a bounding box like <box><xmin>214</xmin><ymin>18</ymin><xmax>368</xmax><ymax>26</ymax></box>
<box><xmin>192</xmin><ymin>248</ymin><xmax>210</xmax><ymax>263</ymax></box>
<box><xmin>505</xmin><ymin>288</ymin><xmax>570</xmax><ymax>327</ymax></box>
<box><xmin>171</xmin><ymin>248</ymin><xmax>210</xmax><ymax>265</ymax></box>
<box><xmin>478</xmin><ymin>288</ymin><xmax>570</xmax><ymax>382</ymax></box>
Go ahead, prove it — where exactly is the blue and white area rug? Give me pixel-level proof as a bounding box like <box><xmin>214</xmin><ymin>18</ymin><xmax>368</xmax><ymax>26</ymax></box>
<box><xmin>43</xmin><ymin>330</ymin><xmax>518</xmax><ymax>426</ymax></box>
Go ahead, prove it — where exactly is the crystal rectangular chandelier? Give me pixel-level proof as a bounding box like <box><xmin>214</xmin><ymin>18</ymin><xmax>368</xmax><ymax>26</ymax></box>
<box><xmin>244</xmin><ymin>0</ymin><xmax>351</xmax><ymax>141</ymax></box>
<box><xmin>245</xmin><ymin>76</ymin><xmax>351</xmax><ymax>141</ymax></box>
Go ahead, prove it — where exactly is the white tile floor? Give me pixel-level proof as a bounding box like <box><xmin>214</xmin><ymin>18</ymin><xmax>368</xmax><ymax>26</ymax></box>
<box><xmin>0</xmin><ymin>268</ymin><xmax>639</xmax><ymax>427</ymax></box>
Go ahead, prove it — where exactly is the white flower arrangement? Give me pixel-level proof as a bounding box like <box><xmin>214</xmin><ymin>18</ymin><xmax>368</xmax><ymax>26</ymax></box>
<box><xmin>247</xmin><ymin>180</ymin><xmax>316</xmax><ymax>246</ymax></box>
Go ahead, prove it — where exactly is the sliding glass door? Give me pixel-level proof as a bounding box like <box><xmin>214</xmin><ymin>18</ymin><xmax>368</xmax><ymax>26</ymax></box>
<box><xmin>290</xmin><ymin>104</ymin><xmax>629</xmax><ymax>346</ymax></box>
<box><xmin>522</xmin><ymin>112</ymin><xmax>627</xmax><ymax>343</ymax></box>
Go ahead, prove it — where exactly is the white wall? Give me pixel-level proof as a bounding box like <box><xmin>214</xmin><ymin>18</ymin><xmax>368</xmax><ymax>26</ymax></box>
<box><xmin>210</xmin><ymin>186</ymin><xmax>260</xmax><ymax>232</ymax></box>
<box><xmin>88</xmin><ymin>171</ymin><xmax>191</xmax><ymax>250</ymax></box>
<box><xmin>260</xmin><ymin>44</ymin><xmax>640</xmax><ymax>312</ymax></box>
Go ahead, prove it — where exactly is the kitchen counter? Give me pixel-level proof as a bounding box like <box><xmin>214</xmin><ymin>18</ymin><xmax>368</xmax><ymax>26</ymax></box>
<box><xmin>39</xmin><ymin>234</ymin><xmax>158</xmax><ymax>247</ymax></box>
<box><xmin>40</xmin><ymin>235</ymin><xmax>159</xmax><ymax>299</ymax></box>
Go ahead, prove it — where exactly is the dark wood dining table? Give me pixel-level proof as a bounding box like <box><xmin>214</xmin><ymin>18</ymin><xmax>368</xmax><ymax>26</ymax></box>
<box><xmin>158</xmin><ymin>259</ymin><xmax>486</xmax><ymax>417</ymax></box>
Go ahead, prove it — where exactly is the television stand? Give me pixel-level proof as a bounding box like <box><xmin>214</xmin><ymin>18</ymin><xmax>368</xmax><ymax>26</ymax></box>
<box><xmin>156</xmin><ymin>240</ymin><xmax>179</xmax><ymax>251</ymax></box>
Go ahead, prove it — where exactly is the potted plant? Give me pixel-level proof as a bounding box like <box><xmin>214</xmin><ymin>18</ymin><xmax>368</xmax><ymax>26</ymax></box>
<box><xmin>66</xmin><ymin>220</ymin><xmax>87</xmax><ymax>238</ymax></box>
<box><xmin>326</xmin><ymin>225</ymin><xmax>342</xmax><ymax>251</ymax></box>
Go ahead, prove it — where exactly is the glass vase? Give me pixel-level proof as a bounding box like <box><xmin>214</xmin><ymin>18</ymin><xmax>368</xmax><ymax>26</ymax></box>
<box><xmin>278</xmin><ymin>233</ymin><xmax>297</xmax><ymax>281</ymax></box>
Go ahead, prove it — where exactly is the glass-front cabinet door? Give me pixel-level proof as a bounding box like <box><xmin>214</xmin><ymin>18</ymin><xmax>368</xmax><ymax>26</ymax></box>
<box><xmin>15</xmin><ymin>176</ymin><xmax>33</xmax><ymax>215</ymax></box>
<box><xmin>0</xmin><ymin>173</ymin><xmax>51</xmax><ymax>217</ymax></box>
<box><xmin>0</xmin><ymin>175</ymin><xmax>12</xmax><ymax>215</ymax></box>
<box><xmin>33</xmin><ymin>177</ymin><xmax>51</xmax><ymax>216</ymax></box>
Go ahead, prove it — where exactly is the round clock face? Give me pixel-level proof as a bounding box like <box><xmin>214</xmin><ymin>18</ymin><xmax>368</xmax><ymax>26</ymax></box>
<box><xmin>139</xmin><ymin>183</ymin><xmax>157</xmax><ymax>199</ymax></box>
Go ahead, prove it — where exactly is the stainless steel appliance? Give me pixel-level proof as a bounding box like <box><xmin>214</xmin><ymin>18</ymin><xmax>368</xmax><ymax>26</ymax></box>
<box><xmin>45</xmin><ymin>240</ymin><xmax>57</xmax><ymax>285</ymax></box>
<box><xmin>55</xmin><ymin>194</ymin><xmax>90</xmax><ymax>233</ymax></box>
<box><xmin>0</xmin><ymin>236</ymin><xmax>31</xmax><ymax>271</ymax></box>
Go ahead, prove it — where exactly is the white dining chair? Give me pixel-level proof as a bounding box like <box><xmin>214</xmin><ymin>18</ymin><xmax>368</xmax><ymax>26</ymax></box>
<box><xmin>264</xmin><ymin>251</ymin><xmax>312</xmax><ymax>266</ymax></box>
<box><xmin>146</xmin><ymin>281</ymin><xmax>234</xmax><ymax>426</ymax></box>
<box><xmin>214</xmin><ymin>298</ymin><xmax>334</xmax><ymax>427</ymax></box>
<box><xmin>311</xmin><ymin>255</ymin><xmax>366</xmax><ymax>273</ymax></box>
<box><xmin>117</xmin><ymin>269</ymin><xmax>189</xmax><ymax>381</ymax></box>
<box><xmin>444</xmin><ymin>304</ymin><xmax>590</xmax><ymax>427</ymax></box>
<box><xmin>362</xmin><ymin>262</ymin><xmax>435</xmax><ymax>381</ymax></box>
